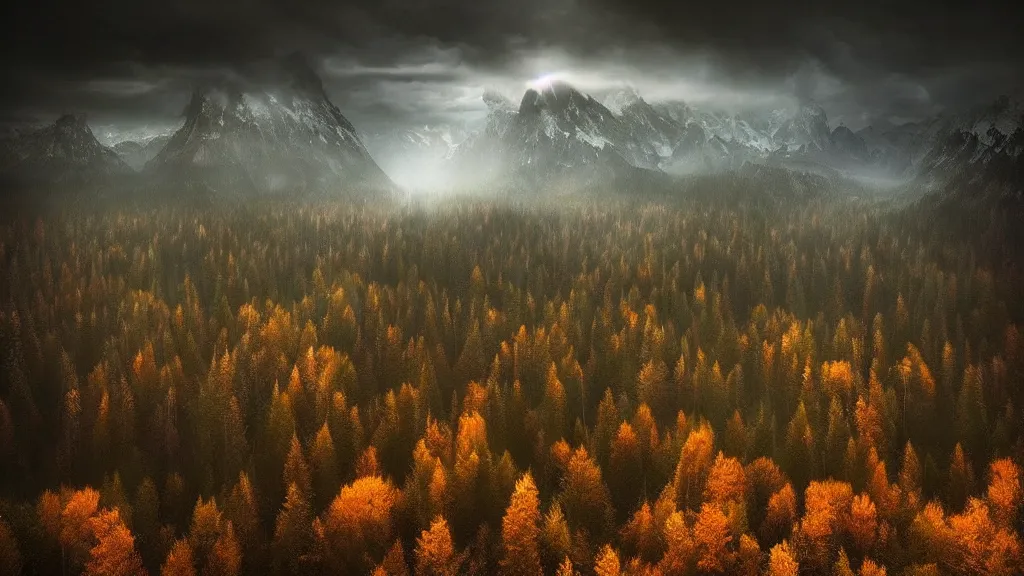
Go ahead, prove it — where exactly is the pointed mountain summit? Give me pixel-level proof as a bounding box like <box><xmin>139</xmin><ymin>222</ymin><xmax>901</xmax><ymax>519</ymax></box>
<box><xmin>602</xmin><ymin>86</ymin><xmax>643</xmax><ymax>115</ymax></box>
<box><xmin>0</xmin><ymin>113</ymin><xmax>131</xmax><ymax>187</ymax></box>
<box><xmin>503</xmin><ymin>80</ymin><xmax>661</xmax><ymax>175</ymax></box>
<box><xmin>772</xmin><ymin>102</ymin><xmax>831</xmax><ymax>152</ymax></box>
<box><xmin>147</xmin><ymin>54</ymin><xmax>392</xmax><ymax>196</ymax></box>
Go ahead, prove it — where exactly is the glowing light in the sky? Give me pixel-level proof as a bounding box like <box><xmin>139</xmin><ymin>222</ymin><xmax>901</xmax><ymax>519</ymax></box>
<box><xmin>526</xmin><ymin>73</ymin><xmax>562</xmax><ymax>90</ymax></box>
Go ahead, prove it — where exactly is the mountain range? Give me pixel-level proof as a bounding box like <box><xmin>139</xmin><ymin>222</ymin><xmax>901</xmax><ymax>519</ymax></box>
<box><xmin>1</xmin><ymin>55</ymin><xmax>394</xmax><ymax>198</ymax></box>
<box><xmin>368</xmin><ymin>81</ymin><xmax>1023</xmax><ymax>195</ymax></box>
<box><xmin>1</xmin><ymin>60</ymin><xmax>1021</xmax><ymax>201</ymax></box>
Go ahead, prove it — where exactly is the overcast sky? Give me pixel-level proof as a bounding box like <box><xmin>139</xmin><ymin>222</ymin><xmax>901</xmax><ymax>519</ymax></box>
<box><xmin>2</xmin><ymin>0</ymin><xmax>1021</xmax><ymax>141</ymax></box>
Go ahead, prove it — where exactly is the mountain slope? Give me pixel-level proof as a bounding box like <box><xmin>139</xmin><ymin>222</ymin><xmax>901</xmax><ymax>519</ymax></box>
<box><xmin>771</xmin><ymin>103</ymin><xmax>831</xmax><ymax>153</ymax></box>
<box><xmin>148</xmin><ymin>56</ymin><xmax>392</xmax><ymax>196</ymax></box>
<box><xmin>917</xmin><ymin>97</ymin><xmax>1024</xmax><ymax>194</ymax></box>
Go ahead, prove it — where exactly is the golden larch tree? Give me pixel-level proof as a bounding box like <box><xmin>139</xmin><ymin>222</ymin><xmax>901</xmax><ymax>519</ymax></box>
<box><xmin>320</xmin><ymin>475</ymin><xmax>401</xmax><ymax>573</ymax></box>
<box><xmin>414</xmin><ymin>516</ymin><xmax>461</xmax><ymax>576</ymax></box>
<box><xmin>693</xmin><ymin>503</ymin><xmax>733</xmax><ymax>573</ymax></box>
<box><xmin>500</xmin><ymin>472</ymin><xmax>543</xmax><ymax>576</ymax></box>
<box><xmin>592</xmin><ymin>544</ymin><xmax>621</xmax><ymax>576</ymax></box>
<box><xmin>986</xmin><ymin>458</ymin><xmax>1022</xmax><ymax>530</ymax></box>
<box><xmin>84</xmin><ymin>509</ymin><xmax>146</xmax><ymax>576</ymax></box>
<box><xmin>160</xmin><ymin>540</ymin><xmax>196</xmax><ymax>576</ymax></box>
<box><xmin>767</xmin><ymin>540</ymin><xmax>798</xmax><ymax>576</ymax></box>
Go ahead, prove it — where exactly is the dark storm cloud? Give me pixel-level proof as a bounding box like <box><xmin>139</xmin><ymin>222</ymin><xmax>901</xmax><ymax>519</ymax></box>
<box><xmin>588</xmin><ymin>1</ymin><xmax>1021</xmax><ymax>78</ymax></box>
<box><xmin>1</xmin><ymin>0</ymin><xmax>1020</xmax><ymax>134</ymax></box>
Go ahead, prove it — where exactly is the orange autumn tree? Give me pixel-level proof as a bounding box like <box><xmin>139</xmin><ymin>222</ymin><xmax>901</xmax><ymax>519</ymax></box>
<box><xmin>620</xmin><ymin>502</ymin><xmax>662</xmax><ymax>564</ymax></box>
<box><xmin>559</xmin><ymin>446</ymin><xmax>614</xmax><ymax>542</ymax></box>
<box><xmin>500</xmin><ymin>472</ymin><xmax>543</xmax><ymax>576</ymax></box>
<box><xmin>846</xmin><ymin>493</ymin><xmax>878</xmax><ymax>558</ymax></box>
<box><xmin>608</xmin><ymin>422</ymin><xmax>643</xmax><ymax>516</ymax></box>
<box><xmin>592</xmin><ymin>544</ymin><xmax>622</xmax><ymax>576</ymax></box>
<box><xmin>55</xmin><ymin>488</ymin><xmax>102</xmax><ymax>569</ymax></box>
<box><xmin>794</xmin><ymin>480</ymin><xmax>854</xmax><ymax>572</ymax></box>
<box><xmin>692</xmin><ymin>503</ymin><xmax>734</xmax><ymax>573</ymax></box>
<box><xmin>761</xmin><ymin>483</ymin><xmax>797</xmax><ymax>548</ymax></box>
<box><xmin>673</xmin><ymin>423</ymin><xmax>716</xmax><ymax>510</ymax></box>
<box><xmin>539</xmin><ymin>502</ymin><xmax>572</xmax><ymax>573</ymax></box>
<box><xmin>415</xmin><ymin>516</ymin><xmax>462</xmax><ymax>576</ymax></box>
<box><xmin>318</xmin><ymin>475</ymin><xmax>402</xmax><ymax>573</ymax></box>
<box><xmin>767</xmin><ymin>540</ymin><xmax>798</xmax><ymax>576</ymax></box>
<box><xmin>705</xmin><ymin>452</ymin><xmax>747</xmax><ymax>505</ymax></box>
<box><xmin>161</xmin><ymin>540</ymin><xmax>196</xmax><ymax>576</ymax></box>
<box><xmin>84</xmin><ymin>509</ymin><xmax>146</xmax><ymax>576</ymax></box>
<box><xmin>659</xmin><ymin>510</ymin><xmax>694</xmax><ymax>576</ymax></box>
<box><xmin>986</xmin><ymin>458</ymin><xmax>1022</xmax><ymax>530</ymax></box>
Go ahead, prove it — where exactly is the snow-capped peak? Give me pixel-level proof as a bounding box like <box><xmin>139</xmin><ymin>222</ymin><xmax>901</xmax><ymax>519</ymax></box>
<box><xmin>146</xmin><ymin>55</ymin><xmax>391</xmax><ymax>194</ymax></box>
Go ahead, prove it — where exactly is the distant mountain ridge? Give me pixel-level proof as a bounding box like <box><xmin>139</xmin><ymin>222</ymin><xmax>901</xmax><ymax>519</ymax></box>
<box><xmin>3</xmin><ymin>67</ymin><xmax>1022</xmax><ymax>201</ymax></box>
<box><xmin>0</xmin><ymin>114</ymin><xmax>131</xmax><ymax>188</ymax></box>
<box><xmin>113</xmin><ymin>134</ymin><xmax>172</xmax><ymax>171</ymax></box>
<box><xmin>433</xmin><ymin>81</ymin><xmax>1024</xmax><ymax>193</ymax></box>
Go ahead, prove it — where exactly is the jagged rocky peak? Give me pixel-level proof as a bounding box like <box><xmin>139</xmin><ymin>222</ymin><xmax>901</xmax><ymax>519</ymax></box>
<box><xmin>603</xmin><ymin>85</ymin><xmax>644</xmax><ymax>115</ymax></box>
<box><xmin>798</xmin><ymin>101</ymin><xmax>827</xmax><ymax>121</ymax></box>
<box><xmin>49</xmin><ymin>113</ymin><xmax>111</xmax><ymax>152</ymax></box>
<box><xmin>773</xmin><ymin>101</ymin><xmax>831</xmax><ymax>151</ymax></box>
<box><xmin>952</xmin><ymin>94</ymin><xmax>1024</xmax><ymax>146</ymax></box>
<box><xmin>48</xmin><ymin>114</ymin><xmax>115</xmax><ymax>158</ymax></box>
<box><xmin>519</xmin><ymin>80</ymin><xmax>602</xmax><ymax>116</ymax></box>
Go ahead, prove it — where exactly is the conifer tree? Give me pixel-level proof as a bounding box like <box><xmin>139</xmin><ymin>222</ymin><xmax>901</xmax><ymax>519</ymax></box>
<box><xmin>500</xmin><ymin>472</ymin><xmax>543</xmax><ymax>576</ymax></box>
<box><xmin>415</xmin><ymin>516</ymin><xmax>461</xmax><ymax>576</ymax></box>
<box><xmin>161</xmin><ymin>540</ymin><xmax>196</xmax><ymax>576</ymax></box>
<box><xmin>560</xmin><ymin>446</ymin><xmax>614</xmax><ymax>542</ymax></box>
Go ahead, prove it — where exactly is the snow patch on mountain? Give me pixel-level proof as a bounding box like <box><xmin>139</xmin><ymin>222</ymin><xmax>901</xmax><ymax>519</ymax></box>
<box><xmin>603</xmin><ymin>86</ymin><xmax>643</xmax><ymax>115</ymax></box>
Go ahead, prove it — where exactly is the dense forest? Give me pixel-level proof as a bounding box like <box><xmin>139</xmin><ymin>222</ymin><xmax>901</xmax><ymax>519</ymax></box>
<box><xmin>0</xmin><ymin>176</ymin><xmax>1022</xmax><ymax>575</ymax></box>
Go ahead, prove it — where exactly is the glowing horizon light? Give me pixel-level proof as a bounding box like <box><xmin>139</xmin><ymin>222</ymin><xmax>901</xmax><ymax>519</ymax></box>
<box><xmin>526</xmin><ymin>73</ymin><xmax>562</xmax><ymax>90</ymax></box>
